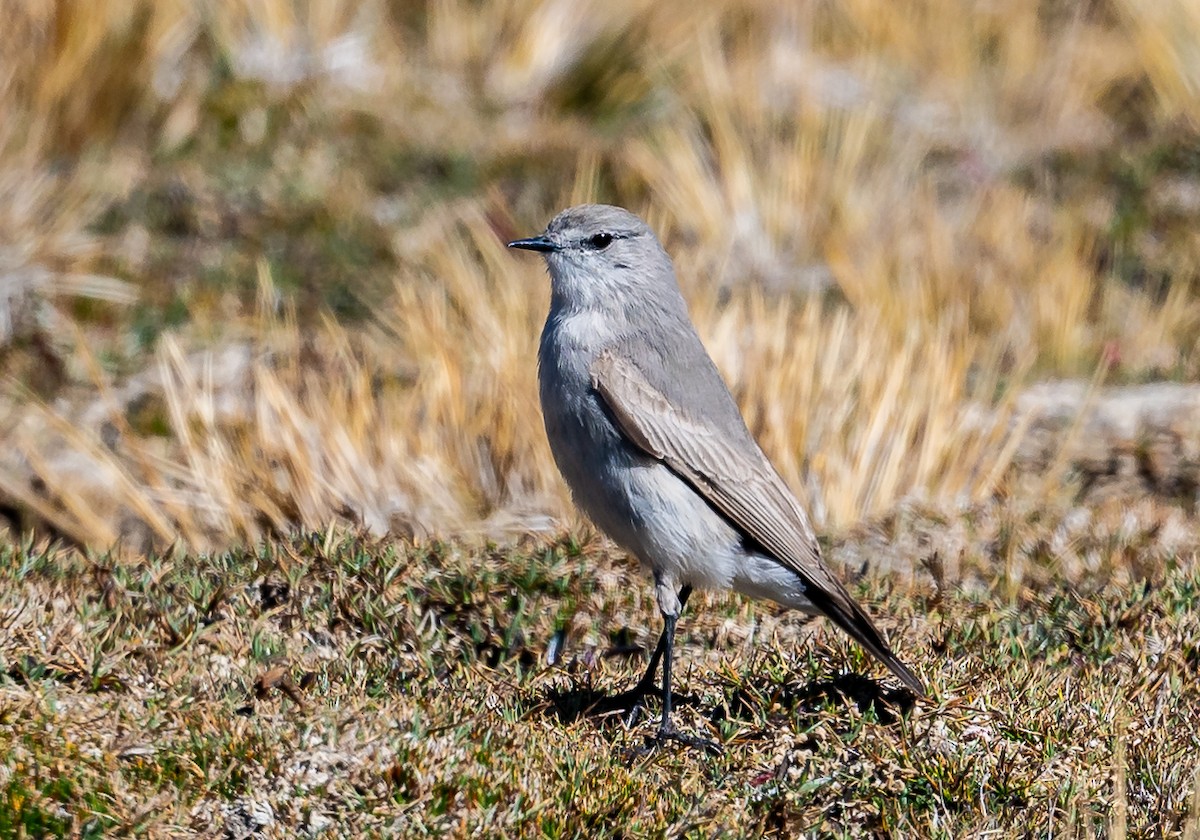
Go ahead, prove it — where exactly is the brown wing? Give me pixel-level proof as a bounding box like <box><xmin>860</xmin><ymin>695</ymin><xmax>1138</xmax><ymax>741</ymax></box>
<box><xmin>591</xmin><ymin>350</ymin><xmax>925</xmax><ymax>695</ymax></box>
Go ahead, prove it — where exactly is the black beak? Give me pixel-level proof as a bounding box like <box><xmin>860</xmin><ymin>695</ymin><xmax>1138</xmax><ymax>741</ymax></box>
<box><xmin>507</xmin><ymin>235</ymin><xmax>556</xmax><ymax>253</ymax></box>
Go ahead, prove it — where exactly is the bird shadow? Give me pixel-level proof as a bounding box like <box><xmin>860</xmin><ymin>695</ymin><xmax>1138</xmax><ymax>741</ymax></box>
<box><xmin>540</xmin><ymin>671</ymin><xmax>916</xmax><ymax>729</ymax></box>
<box><xmin>543</xmin><ymin>680</ymin><xmax>705</xmax><ymax>726</ymax></box>
<box><xmin>719</xmin><ymin>672</ymin><xmax>918</xmax><ymax>727</ymax></box>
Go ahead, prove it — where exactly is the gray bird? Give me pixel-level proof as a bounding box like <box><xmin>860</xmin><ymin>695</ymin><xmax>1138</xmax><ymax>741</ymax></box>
<box><xmin>509</xmin><ymin>204</ymin><xmax>924</xmax><ymax>750</ymax></box>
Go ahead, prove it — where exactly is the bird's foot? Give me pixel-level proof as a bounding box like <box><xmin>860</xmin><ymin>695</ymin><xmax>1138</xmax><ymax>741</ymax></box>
<box><xmin>633</xmin><ymin>721</ymin><xmax>722</xmax><ymax>757</ymax></box>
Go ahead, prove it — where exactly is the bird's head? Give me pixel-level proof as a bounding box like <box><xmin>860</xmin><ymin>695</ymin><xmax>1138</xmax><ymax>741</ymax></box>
<box><xmin>508</xmin><ymin>204</ymin><xmax>677</xmax><ymax>310</ymax></box>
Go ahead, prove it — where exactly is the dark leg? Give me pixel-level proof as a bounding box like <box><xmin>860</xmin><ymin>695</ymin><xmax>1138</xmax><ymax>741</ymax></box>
<box><xmin>593</xmin><ymin>586</ymin><xmax>693</xmax><ymax>725</ymax></box>
<box><xmin>609</xmin><ymin>583</ymin><xmax>696</xmax><ymax>729</ymax></box>
<box><xmin>659</xmin><ymin>609</ymin><xmax>679</xmax><ymax>727</ymax></box>
<box><xmin>650</xmin><ymin>592</ymin><xmax>721</xmax><ymax>755</ymax></box>
<box><xmin>628</xmin><ymin>585</ymin><xmax>692</xmax><ymax>700</ymax></box>
<box><xmin>595</xmin><ymin>584</ymin><xmax>719</xmax><ymax>752</ymax></box>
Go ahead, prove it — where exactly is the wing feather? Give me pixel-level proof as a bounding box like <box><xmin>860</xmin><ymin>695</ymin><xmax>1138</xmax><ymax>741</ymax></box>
<box><xmin>591</xmin><ymin>351</ymin><xmax>925</xmax><ymax>695</ymax></box>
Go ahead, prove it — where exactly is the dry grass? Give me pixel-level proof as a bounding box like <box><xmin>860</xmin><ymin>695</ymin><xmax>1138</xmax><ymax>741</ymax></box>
<box><xmin>1</xmin><ymin>1</ymin><xmax>1200</xmax><ymax>549</ymax></box>
<box><xmin>2</xmin><ymin>502</ymin><xmax>1199</xmax><ymax>836</ymax></box>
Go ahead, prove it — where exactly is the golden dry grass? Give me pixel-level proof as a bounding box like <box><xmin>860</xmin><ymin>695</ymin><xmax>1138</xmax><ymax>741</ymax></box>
<box><xmin>2</xmin><ymin>0</ymin><xmax>1199</xmax><ymax>550</ymax></box>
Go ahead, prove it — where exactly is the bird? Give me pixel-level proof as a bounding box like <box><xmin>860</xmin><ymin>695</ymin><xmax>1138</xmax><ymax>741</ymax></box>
<box><xmin>508</xmin><ymin>204</ymin><xmax>924</xmax><ymax>751</ymax></box>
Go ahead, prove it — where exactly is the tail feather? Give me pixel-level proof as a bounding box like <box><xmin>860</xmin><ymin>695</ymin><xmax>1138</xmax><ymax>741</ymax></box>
<box><xmin>807</xmin><ymin>584</ymin><xmax>927</xmax><ymax>696</ymax></box>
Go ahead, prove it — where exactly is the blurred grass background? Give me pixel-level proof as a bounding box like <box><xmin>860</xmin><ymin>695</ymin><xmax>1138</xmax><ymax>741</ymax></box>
<box><xmin>1</xmin><ymin>0</ymin><xmax>1199</xmax><ymax>551</ymax></box>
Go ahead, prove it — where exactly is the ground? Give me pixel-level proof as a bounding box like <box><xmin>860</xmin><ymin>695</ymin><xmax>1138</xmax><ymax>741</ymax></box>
<box><xmin>3</xmin><ymin>498</ymin><xmax>1199</xmax><ymax>837</ymax></box>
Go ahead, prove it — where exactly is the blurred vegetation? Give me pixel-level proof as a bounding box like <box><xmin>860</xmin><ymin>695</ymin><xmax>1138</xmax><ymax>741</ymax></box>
<box><xmin>1</xmin><ymin>1</ymin><xmax>1200</xmax><ymax>540</ymax></box>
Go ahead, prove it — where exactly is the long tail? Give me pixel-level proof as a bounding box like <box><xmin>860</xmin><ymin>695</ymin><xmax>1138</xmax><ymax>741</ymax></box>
<box><xmin>806</xmin><ymin>582</ymin><xmax>927</xmax><ymax>696</ymax></box>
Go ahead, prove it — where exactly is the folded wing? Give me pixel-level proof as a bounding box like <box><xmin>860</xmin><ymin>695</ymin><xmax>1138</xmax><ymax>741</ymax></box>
<box><xmin>591</xmin><ymin>350</ymin><xmax>925</xmax><ymax>695</ymax></box>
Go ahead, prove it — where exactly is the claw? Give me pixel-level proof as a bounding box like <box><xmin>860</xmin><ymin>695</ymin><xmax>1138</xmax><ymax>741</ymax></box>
<box><xmin>623</xmin><ymin>700</ymin><xmax>644</xmax><ymax>728</ymax></box>
<box><xmin>652</xmin><ymin>721</ymin><xmax>722</xmax><ymax>756</ymax></box>
<box><xmin>625</xmin><ymin>722</ymin><xmax>722</xmax><ymax>759</ymax></box>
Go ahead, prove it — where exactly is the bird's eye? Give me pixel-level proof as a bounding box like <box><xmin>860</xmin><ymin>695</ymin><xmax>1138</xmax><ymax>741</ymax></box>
<box><xmin>587</xmin><ymin>232</ymin><xmax>614</xmax><ymax>250</ymax></box>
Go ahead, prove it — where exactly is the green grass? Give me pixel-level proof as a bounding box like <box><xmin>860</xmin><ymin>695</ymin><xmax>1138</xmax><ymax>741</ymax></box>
<box><xmin>2</xmin><ymin>503</ymin><xmax>1199</xmax><ymax>837</ymax></box>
